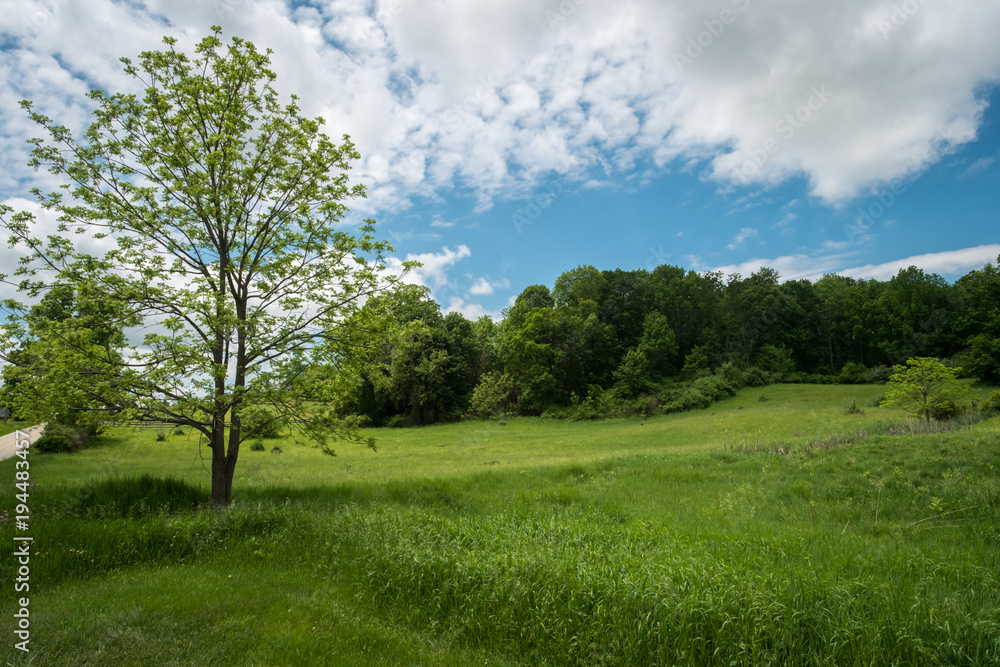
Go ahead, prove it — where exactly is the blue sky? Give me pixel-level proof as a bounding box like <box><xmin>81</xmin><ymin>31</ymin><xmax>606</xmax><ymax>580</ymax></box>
<box><xmin>2</xmin><ymin>0</ymin><xmax>1000</xmax><ymax>319</ymax></box>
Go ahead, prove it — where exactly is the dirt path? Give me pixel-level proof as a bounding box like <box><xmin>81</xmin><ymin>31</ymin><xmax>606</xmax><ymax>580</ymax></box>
<box><xmin>0</xmin><ymin>424</ymin><xmax>46</xmax><ymax>461</ymax></box>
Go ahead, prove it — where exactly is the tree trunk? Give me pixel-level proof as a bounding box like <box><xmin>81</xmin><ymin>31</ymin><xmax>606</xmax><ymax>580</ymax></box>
<box><xmin>210</xmin><ymin>415</ymin><xmax>230</xmax><ymax>507</ymax></box>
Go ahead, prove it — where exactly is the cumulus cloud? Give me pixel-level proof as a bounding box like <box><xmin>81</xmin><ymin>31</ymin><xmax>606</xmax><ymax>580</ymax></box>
<box><xmin>386</xmin><ymin>245</ymin><xmax>472</xmax><ymax>290</ymax></box>
<box><xmin>468</xmin><ymin>277</ymin><xmax>494</xmax><ymax>296</ymax></box>
<box><xmin>2</xmin><ymin>0</ymin><xmax>1000</xmax><ymax>217</ymax></box>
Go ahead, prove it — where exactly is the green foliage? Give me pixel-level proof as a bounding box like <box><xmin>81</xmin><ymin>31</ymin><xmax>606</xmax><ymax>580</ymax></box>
<box><xmin>34</xmin><ymin>422</ymin><xmax>95</xmax><ymax>453</ymax></box>
<box><xmin>881</xmin><ymin>357</ymin><xmax>970</xmax><ymax>422</ymax></box>
<box><xmin>742</xmin><ymin>366</ymin><xmax>770</xmax><ymax>387</ymax></box>
<box><xmin>864</xmin><ymin>365</ymin><xmax>893</xmax><ymax>384</ymax></box>
<box><xmin>965</xmin><ymin>335</ymin><xmax>1000</xmax><ymax>384</ymax></box>
<box><xmin>757</xmin><ymin>344</ymin><xmax>795</xmax><ymax>380</ymax></box>
<box><xmin>468</xmin><ymin>372</ymin><xmax>517</xmax><ymax>417</ymax></box>
<box><xmin>682</xmin><ymin>345</ymin><xmax>711</xmax><ymax>379</ymax></box>
<box><xmin>249</xmin><ymin>440</ymin><xmax>266</xmax><ymax>452</ymax></box>
<box><xmin>843</xmin><ymin>398</ymin><xmax>864</xmax><ymax>415</ymax></box>
<box><xmin>0</xmin><ymin>29</ymin><xmax>399</xmax><ymax>504</ymax></box>
<box><xmin>837</xmin><ymin>361</ymin><xmax>869</xmax><ymax>384</ymax></box>
<box><xmin>982</xmin><ymin>391</ymin><xmax>1000</xmax><ymax>414</ymax></box>
<box><xmin>241</xmin><ymin>407</ymin><xmax>282</xmax><ymax>439</ymax></box>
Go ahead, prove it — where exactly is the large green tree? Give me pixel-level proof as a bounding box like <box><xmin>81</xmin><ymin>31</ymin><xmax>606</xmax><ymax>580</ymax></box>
<box><xmin>0</xmin><ymin>29</ymin><xmax>403</xmax><ymax>506</ymax></box>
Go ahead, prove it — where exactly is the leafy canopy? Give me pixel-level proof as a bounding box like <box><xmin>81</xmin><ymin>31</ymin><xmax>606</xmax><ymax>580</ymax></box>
<box><xmin>0</xmin><ymin>28</ymin><xmax>406</xmax><ymax>505</ymax></box>
<box><xmin>881</xmin><ymin>357</ymin><xmax>969</xmax><ymax>422</ymax></box>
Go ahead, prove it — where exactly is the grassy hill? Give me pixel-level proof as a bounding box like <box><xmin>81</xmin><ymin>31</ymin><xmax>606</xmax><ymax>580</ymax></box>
<box><xmin>2</xmin><ymin>384</ymin><xmax>998</xmax><ymax>665</ymax></box>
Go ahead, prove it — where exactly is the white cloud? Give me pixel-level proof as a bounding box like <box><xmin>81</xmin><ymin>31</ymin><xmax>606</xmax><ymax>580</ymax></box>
<box><xmin>2</xmin><ymin>0</ymin><xmax>999</xmax><ymax>216</ymax></box>
<box><xmin>958</xmin><ymin>156</ymin><xmax>996</xmax><ymax>179</ymax></box>
<box><xmin>840</xmin><ymin>244</ymin><xmax>1000</xmax><ymax>280</ymax></box>
<box><xmin>713</xmin><ymin>244</ymin><xmax>1000</xmax><ymax>283</ymax></box>
<box><xmin>772</xmin><ymin>212</ymin><xmax>798</xmax><ymax>233</ymax></box>
<box><xmin>727</xmin><ymin>226</ymin><xmax>759</xmax><ymax>250</ymax></box>
<box><xmin>442</xmin><ymin>296</ymin><xmax>501</xmax><ymax>321</ymax></box>
<box><xmin>386</xmin><ymin>245</ymin><xmax>472</xmax><ymax>290</ymax></box>
<box><xmin>468</xmin><ymin>277</ymin><xmax>494</xmax><ymax>296</ymax></box>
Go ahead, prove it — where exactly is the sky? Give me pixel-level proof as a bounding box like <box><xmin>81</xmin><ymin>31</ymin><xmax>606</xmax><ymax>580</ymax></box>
<box><xmin>1</xmin><ymin>0</ymin><xmax>999</xmax><ymax>321</ymax></box>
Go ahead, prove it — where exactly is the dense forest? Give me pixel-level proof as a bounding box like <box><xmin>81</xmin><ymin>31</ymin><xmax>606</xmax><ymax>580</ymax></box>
<box><xmin>332</xmin><ymin>258</ymin><xmax>1000</xmax><ymax>426</ymax></box>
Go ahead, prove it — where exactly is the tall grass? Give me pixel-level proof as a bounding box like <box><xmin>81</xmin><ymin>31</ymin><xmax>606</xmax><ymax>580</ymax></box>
<box><xmin>1</xmin><ymin>385</ymin><xmax>998</xmax><ymax>665</ymax></box>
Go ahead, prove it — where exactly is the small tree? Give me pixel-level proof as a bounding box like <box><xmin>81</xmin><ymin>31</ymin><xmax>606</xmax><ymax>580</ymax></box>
<box><xmin>881</xmin><ymin>357</ymin><xmax>969</xmax><ymax>422</ymax></box>
<box><xmin>0</xmin><ymin>29</ymin><xmax>406</xmax><ymax>506</ymax></box>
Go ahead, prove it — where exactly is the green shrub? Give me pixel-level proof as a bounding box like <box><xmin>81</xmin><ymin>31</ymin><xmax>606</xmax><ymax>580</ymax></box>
<box><xmin>928</xmin><ymin>400</ymin><xmax>965</xmax><ymax>421</ymax></box>
<box><xmin>242</xmin><ymin>407</ymin><xmax>282</xmax><ymax>438</ymax></box>
<box><xmin>155</xmin><ymin>429</ymin><xmax>167</xmax><ymax>442</ymax></box>
<box><xmin>981</xmin><ymin>390</ymin><xmax>1000</xmax><ymax>414</ymax></box>
<box><xmin>867</xmin><ymin>393</ymin><xmax>886</xmax><ymax>408</ymax></box>
<box><xmin>863</xmin><ymin>365</ymin><xmax>893</xmax><ymax>384</ymax></box>
<box><xmin>270</xmin><ymin>445</ymin><xmax>283</xmax><ymax>455</ymax></box>
<box><xmin>249</xmin><ymin>440</ymin><xmax>265</xmax><ymax>452</ymax></box>
<box><xmin>720</xmin><ymin>362</ymin><xmax>745</xmax><ymax>389</ymax></box>
<box><xmin>837</xmin><ymin>361</ymin><xmax>868</xmax><ymax>384</ymax></box>
<box><xmin>34</xmin><ymin>422</ymin><xmax>94</xmax><ymax>453</ymax></box>
<box><xmin>843</xmin><ymin>398</ymin><xmax>864</xmax><ymax>415</ymax></box>
<box><xmin>34</xmin><ymin>432</ymin><xmax>74</xmax><ymax>453</ymax></box>
<box><xmin>742</xmin><ymin>366</ymin><xmax>769</xmax><ymax>387</ymax></box>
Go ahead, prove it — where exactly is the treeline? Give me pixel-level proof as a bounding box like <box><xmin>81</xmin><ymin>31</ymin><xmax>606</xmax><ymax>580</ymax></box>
<box><xmin>333</xmin><ymin>259</ymin><xmax>1000</xmax><ymax>425</ymax></box>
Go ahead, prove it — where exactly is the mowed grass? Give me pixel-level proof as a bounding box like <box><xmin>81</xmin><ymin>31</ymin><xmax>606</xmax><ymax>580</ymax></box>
<box><xmin>2</xmin><ymin>384</ymin><xmax>999</xmax><ymax>666</ymax></box>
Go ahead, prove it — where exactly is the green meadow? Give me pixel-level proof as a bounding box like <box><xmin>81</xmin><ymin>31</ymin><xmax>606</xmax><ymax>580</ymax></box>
<box><xmin>2</xmin><ymin>384</ymin><xmax>999</xmax><ymax>666</ymax></box>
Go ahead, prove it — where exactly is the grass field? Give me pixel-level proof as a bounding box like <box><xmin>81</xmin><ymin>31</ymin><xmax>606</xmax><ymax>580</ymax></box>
<box><xmin>1</xmin><ymin>384</ymin><xmax>999</xmax><ymax>665</ymax></box>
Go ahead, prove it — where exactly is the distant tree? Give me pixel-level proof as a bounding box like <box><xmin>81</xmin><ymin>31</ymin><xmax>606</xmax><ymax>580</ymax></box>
<box><xmin>469</xmin><ymin>371</ymin><xmax>517</xmax><ymax>417</ymax></box>
<box><xmin>0</xmin><ymin>29</ymin><xmax>402</xmax><ymax>506</ymax></box>
<box><xmin>964</xmin><ymin>335</ymin><xmax>1000</xmax><ymax>385</ymax></box>
<box><xmin>881</xmin><ymin>357</ymin><xmax>969</xmax><ymax>422</ymax></box>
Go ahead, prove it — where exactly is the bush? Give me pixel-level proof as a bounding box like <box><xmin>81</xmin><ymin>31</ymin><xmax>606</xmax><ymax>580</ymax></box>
<box><xmin>843</xmin><ymin>398</ymin><xmax>864</xmax><ymax>415</ymax></box>
<box><xmin>867</xmin><ymin>393</ymin><xmax>886</xmax><ymax>408</ymax></box>
<box><xmin>34</xmin><ymin>422</ymin><xmax>94</xmax><ymax>453</ymax></box>
<box><xmin>249</xmin><ymin>440</ymin><xmax>265</xmax><ymax>452</ymax></box>
<box><xmin>720</xmin><ymin>362</ymin><xmax>745</xmax><ymax>390</ymax></box>
<box><xmin>928</xmin><ymin>400</ymin><xmax>965</xmax><ymax>421</ymax></box>
<box><xmin>270</xmin><ymin>445</ymin><xmax>283</xmax><ymax>454</ymax></box>
<box><xmin>863</xmin><ymin>365</ymin><xmax>893</xmax><ymax>384</ymax></box>
<box><xmin>837</xmin><ymin>362</ymin><xmax>868</xmax><ymax>384</ymax></box>
<box><xmin>34</xmin><ymin>432</ymin><xmax>73</xmax><ymax>454</ymax></box>
<box><xmin>981</xmin><ymin>391</ymin><xmax>1000</xmax><ymax>414</ymax></box>
<box><xmin>742</xmin><ymin>366</ymin><xmax>770</xmax><ymax>387</ymax></box>
<box><xmin>242</xmin><ymin>407</ymin><xmax>282</xmax><ymax>439</ymax></box>
<box><xmin>155</xmin><ymin>429</ymin><xmax>167</xmax><ymax>442</ymax></box>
